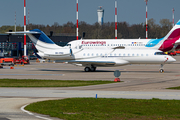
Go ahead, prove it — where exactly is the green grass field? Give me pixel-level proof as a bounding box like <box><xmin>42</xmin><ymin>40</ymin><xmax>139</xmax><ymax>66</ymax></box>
<box><xmin>0</xmin><ymin>79</ymin><xmax>114</xmax><ymax>87</ymax></box>
<box><xmin>167</xmin><ymin>86</ymin><xmax>180</xmax><ymax>90</ymax></box>
<box><xmin>25</xmin><ymin>98</ymin><xmax>180</xmax><ymax>120</ymax></box>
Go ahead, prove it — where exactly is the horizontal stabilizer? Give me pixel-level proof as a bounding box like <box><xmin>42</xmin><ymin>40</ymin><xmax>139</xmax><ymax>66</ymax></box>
<box><xmin>175</xmin><ymin>39</ymin><xmax>180</xmax><ymax>45</ymax></box>
<box><xmin>6</xmin><ymin>31</ymin><xmax>41</xmax><ymax>34</ymax></box>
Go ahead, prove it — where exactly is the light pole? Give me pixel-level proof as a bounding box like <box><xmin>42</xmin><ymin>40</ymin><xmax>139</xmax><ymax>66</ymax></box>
<box><xmin>76</xmin><ymin>0</ymin><xmax>79</xmax><ymax>40</ymax></box>
<box><xmin>115</xmin><ymin>0</ymin><xmax>117</xmax><ymax>39</ymax></box>
<box><xmin>172</xmin><ymin>8</ymin><xmax>175</xmax><ymax>27</ymax></box>
<box><xmin>24</xmin><ymin>0</ymin><xmax>27</xmax><ymax>56</ymax></box>
<box><xmin>145</xmin><ymin>0</ymin><xmax>148</xmax><ymax>39</ymax></box>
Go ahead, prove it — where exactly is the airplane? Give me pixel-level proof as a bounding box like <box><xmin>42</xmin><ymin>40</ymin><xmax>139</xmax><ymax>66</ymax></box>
<box><xmin>7</xmin><ymin>29</ymin><xmax>176</xmax><ymax>73</ymax></box>
<box><xmin>67</xmin><ymin>20</ymin><xmax>180</xmax><ymax>52</ymax></box>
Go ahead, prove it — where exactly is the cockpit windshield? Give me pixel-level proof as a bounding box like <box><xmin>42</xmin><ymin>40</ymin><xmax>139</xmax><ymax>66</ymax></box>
<box><xmin>66</xmin><ymin>44</ymin><xmax>71</xmax><ymax>46</ymax></box>
<box><xmin>154</xmin><ymin>52</ymin><xmax>166</xmax><ymax>55</ymax></box>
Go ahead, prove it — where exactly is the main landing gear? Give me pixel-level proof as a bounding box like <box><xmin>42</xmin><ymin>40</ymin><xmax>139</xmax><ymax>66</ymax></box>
<box><xmin>84</xmin><ymin>66</ymin><xmax>96</xmax><ymax>72</ymax></box>
<box><xmin>159</xmin><ymin>64</ymin><xmax>164</xmax><ymax>73</ymax></box>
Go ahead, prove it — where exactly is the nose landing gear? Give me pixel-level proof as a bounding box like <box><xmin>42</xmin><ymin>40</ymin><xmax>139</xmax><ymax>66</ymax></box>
<box><xmin>159</xmin><ymin>64</ymin><xmax>164</xmax><ymax>73</ymax></box>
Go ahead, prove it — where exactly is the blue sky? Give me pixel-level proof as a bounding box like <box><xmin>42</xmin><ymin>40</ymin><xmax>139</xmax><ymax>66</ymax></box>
<box><xmin>0</xmin><ymin>0</ymin><xmax>179</xmax><ymax>27</ymax></box>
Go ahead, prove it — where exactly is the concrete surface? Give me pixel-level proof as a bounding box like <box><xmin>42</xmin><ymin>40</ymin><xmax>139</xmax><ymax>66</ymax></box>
<box><xmin>0</xmin><ymin>56</ymin><xmax>180</xmax><ymax>120</ymax></box>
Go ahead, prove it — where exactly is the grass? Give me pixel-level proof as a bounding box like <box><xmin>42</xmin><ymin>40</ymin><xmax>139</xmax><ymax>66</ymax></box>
<box><xmin>25</xmin><ymin>98</ymin><xmax>180</xmax><ymax>120</ymax></box>
<box><xmin>0</xmin><ymin>79</ymin><xmax>115</xmax><ymax>87</ymax></box>
<box><xmin>167</xmin><ymin>86</ymin><xmax>180</xmax><ymax>90</ymax></box>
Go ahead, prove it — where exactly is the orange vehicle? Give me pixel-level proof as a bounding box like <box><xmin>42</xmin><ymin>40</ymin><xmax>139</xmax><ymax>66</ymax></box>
<box><xmin>0</xmin><ymin>57</ymin><xmax>14</xmax><ymax>66</ymax></box>
<box><xmin>14</xmin><ymin>56</ymin><xmax>30</xmax><ymax>64</ymax></box>
<box><xmin>175</xmin><ymin>50</ymin><xmax>180</xmax><ymax>54</ymax></box>
<box><xmin>168</xmin><ymin>51</ymin><xmax>176</xmax><ymax>56</ymax></box>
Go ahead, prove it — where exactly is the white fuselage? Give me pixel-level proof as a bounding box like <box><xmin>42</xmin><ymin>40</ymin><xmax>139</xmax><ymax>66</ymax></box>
<box><xmin>68</xmin><ymin>39</ymin><xmax>161</xmax><ymax>50</ymax></box>
<box><xmin>41</xmin><ymin>48</ymin><xmax>175</xmax><ymax>67</ymax></box>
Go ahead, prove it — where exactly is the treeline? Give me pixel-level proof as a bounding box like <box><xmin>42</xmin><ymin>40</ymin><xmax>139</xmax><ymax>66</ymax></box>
<box><xmin>1</xmin><ymin>18</ymin><xmax>172</xmax><ymax>39</ymax></box>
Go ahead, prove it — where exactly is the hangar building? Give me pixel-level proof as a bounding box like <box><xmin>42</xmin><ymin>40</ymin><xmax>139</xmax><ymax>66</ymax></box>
<box><xmin>0</xmin><ymin>33</ymin><xmax>79</xmax><ymax>57</ymax></box>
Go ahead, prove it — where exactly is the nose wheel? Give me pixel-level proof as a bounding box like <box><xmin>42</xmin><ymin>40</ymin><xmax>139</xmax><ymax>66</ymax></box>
<box><xmin>159</xmin><ymin>69</ymin><xmax>164</xmax><ymax>73</ymax></box>
<box><xmin>159</xmin><ymin>64</ymin><xmax>164</xmax><ymax>73</ymax></box>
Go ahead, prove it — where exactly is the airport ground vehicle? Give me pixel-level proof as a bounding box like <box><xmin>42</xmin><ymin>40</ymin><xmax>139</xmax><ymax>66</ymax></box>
<box><xmin>175</xmin><ymin>50</ymin><xmax>180</xmax><ymax>54</ymax></box>
<box><xmin>0</xmin><ymin>57</ymin><xmax>14</xmax><ymax>66</ymax></box>
<box><xmin>14</xmin><ymin>55</ymin><xmax>30</xmax><ymax>64</ymax></box>
<box><xmin>168</xmin><ymin>51</ymin><xmax>176</xmax><ymax>56</ymax></box>
<box><xmin>167</xmin><ymin>50</ymin><xmax>180</xmax><ymax>56</ymax></box>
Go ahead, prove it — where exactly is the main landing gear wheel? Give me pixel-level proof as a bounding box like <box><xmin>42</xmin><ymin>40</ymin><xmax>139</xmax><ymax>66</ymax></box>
<box><xmin>159</xmin><ymin>69</ymin><xmax>164</xmax><ymax>73</ymax></box>
<box><xmin>84</xmin><ymin>67</ymin><xmax>91</xmax><ymax>72</ymax></box>
<box><xmin>90</xmin><ymin>67</ymin><xmax>96</xmax><ymax>72</ymax></box>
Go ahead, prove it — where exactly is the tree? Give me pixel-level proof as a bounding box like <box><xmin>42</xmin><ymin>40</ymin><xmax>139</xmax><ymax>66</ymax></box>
<box><xmin>159</xmin><ymin>19</ymin><xmax>171</xmax><ymax>37</ymax></box>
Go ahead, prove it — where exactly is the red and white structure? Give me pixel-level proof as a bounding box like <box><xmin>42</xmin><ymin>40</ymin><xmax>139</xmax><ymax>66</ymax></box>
<box><xmin>115</xmin><ymin>0</ymin><xmax>117</xmax><ymax>39</ymax></box>
<box><xmin>172</xmin><ymin>8</ymin><xmax>175</xmax><ymax>27</ymax></box>
<box><xmin>145</xmin><ymin>0</ymin><xmax>148</xmax><ymax>39</ymax></box>
<box><xmin>76</xmin><ymin>0</ymin><xmax>78</xmax><ymax>40</ymax></box>
<box><xmin>24</xmin><ymin>0</ymin><xmax>27</xmax><ymax>56</ymax></box>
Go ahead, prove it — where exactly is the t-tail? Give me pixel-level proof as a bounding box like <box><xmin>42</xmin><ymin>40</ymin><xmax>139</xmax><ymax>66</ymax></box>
<box><xmin>7</xmin><ymin>29</ymin><xmax>75</xmax><ymax>60</ymax></box>
<box><xmin>146</xmin><ymin>20</ymin><xmax>180</xmax><ymax>52</ymax></box>
<box><xmin>28</xmin><ymin>29</ymin><xmax>63</xmax><ymax>53</ymax></box>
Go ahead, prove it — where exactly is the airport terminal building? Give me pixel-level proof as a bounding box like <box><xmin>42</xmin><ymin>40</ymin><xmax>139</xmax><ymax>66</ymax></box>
<box><xmin>0</xmin><ymin>33</ymin><xmax>79</xmax><ymax>57</ymax></box>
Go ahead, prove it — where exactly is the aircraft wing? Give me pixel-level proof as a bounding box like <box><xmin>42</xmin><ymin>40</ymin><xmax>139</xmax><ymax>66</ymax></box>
<box><xmin>67</xmin><ymin>59</ymin><xmax>116</xmax><ymax>66</ymax></box>
<box><xmin>6</xmin><ymin>31</ymin><xmax>41</xmax><ymax>34</ymax></box>
<box><xmin>65</xmin><ymin>58</ymin><xmax>129</xmax><ymax>66</ymax></box>
<box><xmin>112</xmin><ymin>46</ymin><xmax>125</xmax><ymax>49</ymax></box>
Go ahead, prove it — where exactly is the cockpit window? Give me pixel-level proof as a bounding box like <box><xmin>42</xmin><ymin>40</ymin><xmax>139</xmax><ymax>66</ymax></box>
<box><xmin>66</xmin><ymin>44</ymin><xmax>71</xmax><ymax>46</ymax></box>
<box><xmin>154</xmin><ymin>52</ymin><xmax>166</xmax><ymax>55</ymax></box>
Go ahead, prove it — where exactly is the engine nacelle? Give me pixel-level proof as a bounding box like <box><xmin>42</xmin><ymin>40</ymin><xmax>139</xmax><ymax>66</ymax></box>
<box><xmin>115</xmin><ymin>59</ymin><xmax>129</xmax><ymax>66</ymax></box>
<box><xmin>43</xmin><ymin>49</ymin><xmax>74</xmax><ymax>60</ymax></box>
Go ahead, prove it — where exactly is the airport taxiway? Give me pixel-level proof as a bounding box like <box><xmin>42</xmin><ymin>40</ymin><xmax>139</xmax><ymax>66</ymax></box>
<box><xmin>1</xmin><ymin>56</ymin><xmax>180</xmax><ymax>120</ymax></box>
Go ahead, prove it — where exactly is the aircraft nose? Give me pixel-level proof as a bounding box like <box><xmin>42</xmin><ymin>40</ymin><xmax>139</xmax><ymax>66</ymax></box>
<box><xmin>167</xmin><ymin>56</ymin><xmax>176</xmax><ymax>63</ymax></box>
